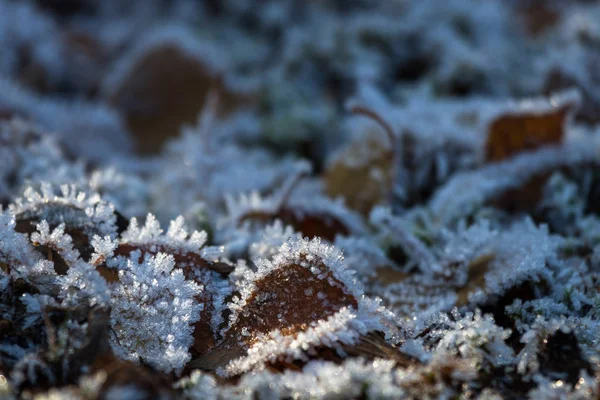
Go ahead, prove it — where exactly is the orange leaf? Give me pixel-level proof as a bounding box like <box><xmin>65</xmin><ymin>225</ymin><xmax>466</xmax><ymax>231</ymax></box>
<box><xmin>485</xmin><ymin>97</ymin><xmax>575</xmax><ymax>162</ymax></box>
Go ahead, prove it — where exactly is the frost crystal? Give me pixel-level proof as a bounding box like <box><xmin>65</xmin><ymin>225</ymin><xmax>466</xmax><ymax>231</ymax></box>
<box><xmin>109</xmin><ymin>252</ymin><xmax>203</xmax><ymax>374</ymax></box>
<box><xmin>219</xmin><ymin>237</ymin><xmax>399</xmax><ymax>376</ymax></box>
<box><xmin>11</xmin><ymin>184</ymin><xmax>117</xmax><ymax>239</ymax></box>
<box><xmin>122</xmin><ymin>214</ymin><xmax>208</xmax><ymax>255</ymax></box>
<box><xmin>2</xmin><ymin>1</ymin><xmax>600</xmax><ymax>398</ymax></box>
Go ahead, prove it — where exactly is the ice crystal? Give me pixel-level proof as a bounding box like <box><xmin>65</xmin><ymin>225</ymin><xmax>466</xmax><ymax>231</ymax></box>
<box><xmin>2</xmin><ymin>0</ymin><xmax>600</xmax><ymax>398</ymax></box>
<box><xmin>122</xmin><ymin>214</ymin><xmax>208</xmax><ymax>255</ymax></box>
<box><xmin>109</xmin><ymin>252</ymin><xmax>203</xmax><ymax>374</ymax></box>
<box><xmin>216</xmin><ymin>237</ymin><xmax>399</xmax><ymax>377</ymax></box>
<box><xmin>248</xmin><ymin>220</ymin><xmax>301</xmax><ymax>260</ymax></box>
<box><xmin>430</xmin><ymin>310</ymin><xmax>514</xmax><ymax>370</ymax></box>
<box><xmin>0</xmin><ymin>209</ymin><xmax>42</xmax><ymax>271</ymax></box>
<box><xmin>470</xmin><ymin>219</ymin><xmax>558</xmax><ymax>303</ymax></box>
<box><xmin>11</xmin><ymin>184</ymin><xmax>117</xmax><ymax>239</ymax></box>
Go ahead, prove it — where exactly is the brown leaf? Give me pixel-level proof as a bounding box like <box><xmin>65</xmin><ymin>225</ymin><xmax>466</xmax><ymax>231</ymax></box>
<box><xmin>190</xmin><ymin>244</ymin><xmax>361</xmax><ymax>372</ymax></box>
<box><xmin>325</xmin><ymin>136</ymin><xmax>394</xmax><ymax>215</ymax></box>
<box><xmin>109</xmin><ymin>44</ymin><xmax>250</xmax><ymax>154</ymax></box>
<box><xmin>114</xmin><ymin>243</ymin><xmax>233</xmax><ymax>276</ymax></box>
<box><xmin>14</xmin><ymin>201</ymin><xmax>119</xmax><ymax>262</ymax></box>
<box><xmin>232</xmin><ymin>262</ymin><xmax>357</xmax><ymax>342</ymax></box>
<box><xmin>517</xmin><ymin>2</ymin><xmax>561</xmax><ymax>36</ymax></box>
<box><xmin>238</xmin><ymin>206</ymin><xmax>355</xmax><ymax>242</ymax></box>
<box><xmin>325</xmin><ymin>104</ymin><xmax>397</xmax><ymax>215</ymax></box>
<box><xmin>485</xmin><ymin>99</ymin><xmax>575</xmax><ymax>163</ymax></box>
<box><xmin>488</xmin><ymin>172</ymin><xmax>551</xmax><ymax>213</ymax></box>
<box><xmin>236</xmin><ymin>167</ymin><xmax>363</xmax><ymax>241</ymax></box>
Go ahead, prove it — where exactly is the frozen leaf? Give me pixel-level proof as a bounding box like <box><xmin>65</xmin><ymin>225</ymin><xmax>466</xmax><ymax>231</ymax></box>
<box><xmin>118</xmin><ymin>214</ymin><xmax>230</xmax><ymax>274</ymax></box>
<box><xmin>429</xmin><ymin>138</ymin><xmax>599</xmax><ymax>225</ymax></box>
<box><xmin>103</xmin><ymin>26</ymin><xmax>250</xmax><ymax>153</ymax></box>
<box><xmin>325</xmin><ymin>103</ymin><xmax>397</xmax><ymax>215</ymax></box>
<box><xmin>222</xmin><ymin>164</ymin><xmax>366</xmax><ymax>244</ymax></box>
<box><xmin>485</xmin><ymin>91</ymin><xmax>578</xmax><ymax>162</ymax></box>
<box><xmin>114</xmin><ymin>214</ymin><xmax>233</xmax><ymax>357</ymax></box>
<box><xmin>248</xmin><ymin>221</ymin><xmax>301</xmax><ymax>261</ymax></box>
<box><xmin>191</xmin><ymin>238</ymin><xmax>400</xmax><ymax>376</ymax></box>
<box><xmin>10</xmin><ymin>184</ymin><xmax>118</xmax><ymax>261</ymax></box>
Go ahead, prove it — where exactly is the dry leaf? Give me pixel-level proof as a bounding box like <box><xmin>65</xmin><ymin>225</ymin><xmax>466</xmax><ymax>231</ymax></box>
<box><xmin>109</xmin><ymin>44</ymin><xmax>249</xmax><ymax>154</ymax></box>
<box><xmin>325</xmin><ymin>105</ymin><xmax>397</xmax><ymax>215</ymax></box>
<box><xmin>325</xmin><ymin>135</ymin><xmax>394</xmax><ymax>215</ymax></box>
<box><xmin>485</xmin><ymin>98</ymin><xmax>575</xmax><ymax>162</ymax></box>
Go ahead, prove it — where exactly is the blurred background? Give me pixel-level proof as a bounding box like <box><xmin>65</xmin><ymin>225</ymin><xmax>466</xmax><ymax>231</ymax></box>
<box><xmin>2</xmin><ymin>0</ymin><xmax>599</xmax><ymax>156</ymax></box>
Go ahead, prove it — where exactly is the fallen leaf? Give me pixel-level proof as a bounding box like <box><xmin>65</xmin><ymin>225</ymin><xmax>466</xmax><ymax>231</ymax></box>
<box><xmin>485</xmin><ymin>97</ymin><xmax>575</xmax><ymax>162</ymax></box>
<box><xmin>109</xmin><ymin>44</ymin><xmax>249</xmax><ymax>154</ymax></box>
<box><xmin>325</xmin><ymin>105</ymin><xmax>396</xmax><ymax>215</ymax></box>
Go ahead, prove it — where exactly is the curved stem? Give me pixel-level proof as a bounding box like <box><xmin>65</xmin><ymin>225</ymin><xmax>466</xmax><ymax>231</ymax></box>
<box><xmin>350</xmin><ymin>104</ymin><xmax>398</xmax><ymax>204</ymax></box>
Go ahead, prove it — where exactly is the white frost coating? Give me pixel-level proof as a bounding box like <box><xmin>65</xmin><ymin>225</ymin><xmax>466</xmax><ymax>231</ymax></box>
<box><xmin>89</xmin><ymin>167</ymin><xmax>150</xmax><ymax>218</ymax></box>
<box><xmin>223</xmin><ymin>298</ymin><xmax>396</xmax><ymax>377</ymax></box>
<box><xmin>59</xmin><ymin>259</ymin><xmax>110</xmax><ymax>308</ymax></box>
<box><xmin>10</xmin><ymin>183</ymin><xmax>117</xmax><ymax>238</ymax></box>
<box><xmin>31</xmin><ymin>221</ymin><xmax>80</xmax><ymax>265</ymax></box>
<box><xmin>109</xmin><ymin>252</ymin><xmax>203</xmax><ymax>374</ymax></box>
<box><xmin>287</xmin><ymin>195</ymin><xmax>367</xmax><ymax>237</ymax></box>
<box><xmin>470</xmin><ymin>219</ymin><xmax>558</xmax><ymax>303</ymax></box>
<box><xmin>429</xmin><ymin>139</ymin><xmax>600</xmax><ymax>225</ymax></box>
<box><xmin>0</xmin><ymin>209</ymin><xmax>42</xmax><ymax>270</ymax></box>
<box><xmin>90</xmin><ymin>235</ymin><xmax>119</xmax><ymax>264</ymax></box>
<box><xmin>123</xmin><ymin>214</ymin><xmax>206</xmax><ymax>252</ymax></box>
<box><xmin>528</xmin><ymin>371</ymin><xmax>599</xmax><ymax>400</ymax></box>
<box><xmin>248</xmin><ymin>220</ymin><xmax>301</xmax><ymax>261</ymax></box>
<box><xmin>0</xmin><ymin>211</ymin><xmax>110</xmax><ymax>307</ymax></box>
<box><xmin>382</xmin><ymin>277</ymin><xmax>457</xmax><ymax>327</ymax></box>
<box><xmin>334</xmin><ymin>236</ymin><xmax>393</xmax><ymax>279</ymax></box>
<box><xmin>432</xmin><ymin>310</ymin><xmax>514</xmax><ymax>369</ymax></box>
<box><xmin>219</xmin><ymin>159</ymin><xmax>312</xmax><ymax>229</ymax></box>
<box><xmin>222</xmin><ymin>307</ymin><xmax>362</xmax><ymax>376</ymax></box>
<box><xmin>102</xmin><ymin>24</ymin><xmax>233</xmax><ymax>99</ymax></box>
<box><xmin>220</xmin><ymin>157</ymin><xmax>365</xmax><ymax>244</ymax></box>
<box><xmin>182</xmin><ymin>357</ymin><xmax>399</xmax><ymax>400</ymax></box>
<box><xmin>437</xmin><ymin>220</ymin><xmax>497</xmax><ymax>270</ymax></box>
<box><xmin>0</xmin><ymin>118</ymin><xmax>79</xmax><ymax>201</ymax></box>
<box><xmin>176</xmin><ymin>370</ymin><xmax>219</xmax><ymax>400</ymax></box>
<box><xmin>222</xmin><ymin>191</ymin><xmax>277</xmax><ymax>229</ymax></box>
<box><xmin>121</xmin><ymin>214</ymin><xmax>225</xmax><ymax>262</ymax></box>
<box><xmin>222</xmin><ymin>237</ymin><xmax>399</xmax><ymax>376</ymax></box>
<box><xmin>517</xmin><ymin>317</ymin><xmax>572</xmax><ymax>376</ymax></box>
<box><xmin>229</xmin><ymin>237</ymin><xmax>363</xmax><ymax>324</ymax></box>
<box><xmin>0</xmin><ymin>78</ymin><xmax>132</xmax><ymax>162</ymax></box>
<box><xmin>371</xmin><ymin>206</ymin><xmax>442</xmax><ymax>274</ymax></box>
<box><xmin>30</xmin><ymin>221</ymin><xmax>110</xmax><ymax>306</ymax></box>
